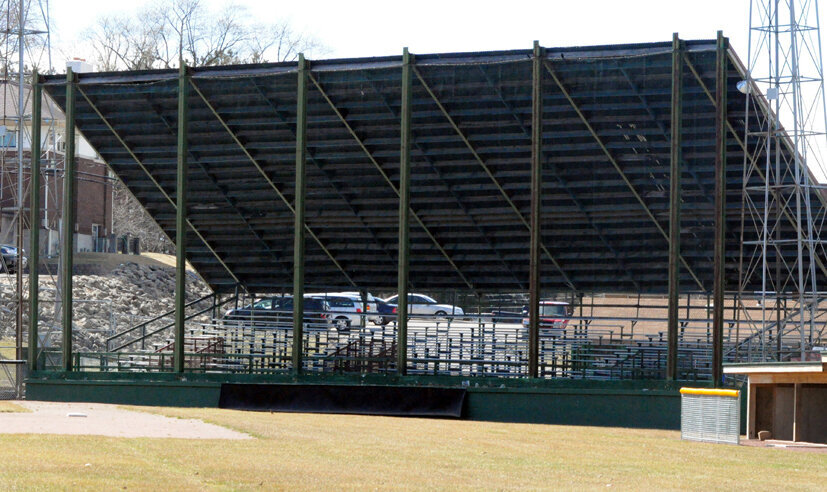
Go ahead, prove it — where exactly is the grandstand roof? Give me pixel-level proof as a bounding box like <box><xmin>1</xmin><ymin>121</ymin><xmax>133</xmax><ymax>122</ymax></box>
<box><xmin>41</xmin><ymin>39</ymin><xmax>824</xmax><ymax>294</ymax></box>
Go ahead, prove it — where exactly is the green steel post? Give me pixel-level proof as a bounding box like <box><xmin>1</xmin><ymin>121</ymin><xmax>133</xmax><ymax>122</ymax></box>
<box><xmin>174</xmin><ymin>63</ymin><xmax>189</xmax><ymax>373</ymax></box>
<box><xmin>28</xmin><ymin>71</ymin><xmax>41</xmax><ymax>373</ymax></box>
<box><xmin>712</xmin><ymin>32</ymin><xmax>728</xmax><ymax>387</ymax></box>
<box><xmin>667</xmin><ymin>34</ymin><xmax>683</xmax><ymax>381</ymax></box>
<box><xmin>528</xmin><ymin>41</ymin><xmax>544</xmax><ymax>378</ymax></box>
<box><xmin>397</xmin><ymin>47</ymin><xmax>413</xmax><ymax>376</ymax></box>
<box><xmin>292</xmin><ymin>54</ymin><xmax>308</xmax><ymax>374</ymax></box>
<box><xmin>61</xmin><ymin>68</ymin><xmax>76</xmax><ymax>372</ymax></box>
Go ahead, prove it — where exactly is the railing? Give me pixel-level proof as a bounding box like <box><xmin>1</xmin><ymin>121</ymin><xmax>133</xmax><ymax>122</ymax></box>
<box><xmin>105</xmin><ymin>292</ymin><xmax>236</xmax><ymax>352</ymax></box>
<box><xmin>726</xmin><ymin>296</ymin><xmax>827</xmax><ymax>362</ymax></box>
<box><xmin>42</xmin><ymin>293</ymin><xmax>826</xmax><ymax>381</ymax></box>
<box><xmin>325</xmin><ymin>338</ymin><xmax>396</xmax><ymax>374</ymax></box>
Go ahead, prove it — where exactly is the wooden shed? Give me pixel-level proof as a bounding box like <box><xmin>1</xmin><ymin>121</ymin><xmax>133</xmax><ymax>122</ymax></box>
<box><xmin>724</xmin><ymin>355</ymin><xmax>827</xmax><ymax>444</ymax></box>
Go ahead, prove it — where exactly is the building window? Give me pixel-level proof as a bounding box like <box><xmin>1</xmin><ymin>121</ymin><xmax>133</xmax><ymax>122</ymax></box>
<box><xmin>0</xmin><ymin>130</ymin><xmax>16</xmax><ymax>147</ymax></box>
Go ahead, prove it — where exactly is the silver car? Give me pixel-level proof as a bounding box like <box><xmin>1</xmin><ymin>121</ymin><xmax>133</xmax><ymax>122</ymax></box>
<box><xmin>383</xmin><ymin>293</ymin><xmax>464</xmax><ymax>318</ymax></box>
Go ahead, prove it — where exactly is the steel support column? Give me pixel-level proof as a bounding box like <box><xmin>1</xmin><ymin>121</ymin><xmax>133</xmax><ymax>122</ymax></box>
<box><xmin>61</xmin><ymin>68</ymin><xmax>76</xmax><ymax>372</ymax></box>
<box><xmin>713</xmin><ymin>32</ymin><xmax>728</xmax><ymax>386</ymax></box>
<box><xmin>667</xmin><ymin>34</ymin><xmax>683</xmax><ymax>381</ymax></box>
<box><xmin>174</xmin><ymin>63</ymin><xmax>189</xmax><ymax>373</ymax></box>
<box><xmin>27</xmin><ymin>71</ymin><xmax>41</xmax><ymax>373</ymax></box>
<box><xmin>397</xmin><ymin>47</ymin><xmax>413</xmax><ymax>376</ymax></box>
<box><xmin>528</xmin><ymin>41</ymin><xmax>544</xmax><ymax>379</ymax></box>
<box><xmin>292</xmin><ymin>54</ymin><xmax>308</xmax><ymax>374</ymax></box>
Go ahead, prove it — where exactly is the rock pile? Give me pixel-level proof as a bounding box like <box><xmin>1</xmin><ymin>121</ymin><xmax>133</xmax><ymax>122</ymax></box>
<box><xmin>0</xmin><ymin>262</ymin><xmax>211</xmax><ymax>351</ymax></box>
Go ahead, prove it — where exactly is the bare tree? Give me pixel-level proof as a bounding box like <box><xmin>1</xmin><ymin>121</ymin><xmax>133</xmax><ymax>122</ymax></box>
<box><xmin>111</xmin><ymin>181</ymin><xmax>173</xmax><ymax>254</ymax></box>
<box><xmin>87</xmin><ymin>0</ymin><xmax>325</xmax><ymax>253</ymax></box>
<box><xmin>248</xmin><ymin>21</ymin><xmax>324</xmax><ymax>63</ymax></box>
<box><xmin>0</xmin><ymin>0</ymin><xmax>51</xmax><ymax>75</ymax></box>
<box><xmin>83</xmin><ymin>14</ymin><xmax>164</xmax><ymax>71</ymax></box>
<box><xmin>83</xmin><ymin>0</ymin><xmax>324</xmax><ymax>70</ymax></box>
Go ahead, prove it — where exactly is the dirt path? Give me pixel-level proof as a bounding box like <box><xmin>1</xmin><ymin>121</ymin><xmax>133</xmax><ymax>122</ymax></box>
<box><xmin>0</xmin><ymin>401</ymin><xmax>251</xmax><ymax>439</ymax></box>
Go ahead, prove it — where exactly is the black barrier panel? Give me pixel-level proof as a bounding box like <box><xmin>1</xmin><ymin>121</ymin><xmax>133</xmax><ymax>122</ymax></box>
<box><xmin>218</xmin><ymin>384</ymin><xmax>466</xmax><ymax>418</ymax></box>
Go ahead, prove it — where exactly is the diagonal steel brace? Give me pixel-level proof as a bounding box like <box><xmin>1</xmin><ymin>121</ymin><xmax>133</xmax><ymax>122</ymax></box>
<box><xmin>413</xmin><ymin>65</ymin><xmax>578</xmax><ymax>292</ymax></box>
<box><xmin>188</xmin><ymin>78</ymin><xmax>357</xmax><ymax>288</ymax></box>
<box><xmin>308</xmin><ymin>72</ymin><xmax>476</xmax><ymax>292</ymax></box>
<box><xmin>77</xmin><ymin>86</ymin><xmax>243</xmax><ymax>287</ymax></box>
<box><xmin>544</xmin><ymin>60</ymin><xmax>705</xmax><ymax>290</ymax></box>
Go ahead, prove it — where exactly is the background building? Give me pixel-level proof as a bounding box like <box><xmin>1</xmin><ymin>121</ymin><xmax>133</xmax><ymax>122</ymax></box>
<box><xmin>0</xmin><ymin>73</ymin><xmax>113</xmax><ymax>255</ymax></box>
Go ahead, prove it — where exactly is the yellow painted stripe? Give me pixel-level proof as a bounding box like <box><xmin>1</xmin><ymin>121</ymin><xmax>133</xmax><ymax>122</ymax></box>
<box><xmin>680</xmin><ymin>387</ymin><xmax>740</xmax><ymax>397</ymax></box>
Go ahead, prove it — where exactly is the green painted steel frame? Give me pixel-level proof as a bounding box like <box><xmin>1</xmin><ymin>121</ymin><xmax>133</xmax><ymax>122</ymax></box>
<box><xmin>34</xmin><ymin>38</ymin><xmax>812</xmax><ymax>388</ymax></box>
<box><xmin>27</xmin><ymin>71</ymin><xmax>41</xmax><ymax>373</ymax></box>
<box><xmin>397</xmin><ymin>47</ymin><xmax>413</xmax><ymax>375</ymax></box>
<box><xmin>61</xmin><ymin>68</ymin><xmax>76</xmax><ymax>372</ymax></box>
<box><xmin>174</xmin><ymin>63</ymin><xmax>189</xmax><ymax>373</ymax></box>
<box><xmin>528</xmin><ymin>41</ymin><xmax>543</xmax><ymax>378</ymax></box>
<box><xmin>667</xmin><ymin>34</ymin><xmax>683</xmax><ymax>380</ymax></box>
<box><xmin>292</xmin><ymin>54</ymin><xmax>308</xmax><ymax>373</ymax></box>
<box><xmin>712</xmin><ymin>32</ymin><xmax>728</xmax><ymax>386</ymax></box>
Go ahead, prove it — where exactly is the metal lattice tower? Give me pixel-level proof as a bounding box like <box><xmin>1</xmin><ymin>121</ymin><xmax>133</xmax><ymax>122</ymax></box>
<box><xmin>0</xmin><ymin>0</ymin><xmax>52</xmax><ymax>397</ymax></box>
<box><xmin>741</xmin><ymin>0</ymin><xmax>827</xmax><ymax>361</ymax></box>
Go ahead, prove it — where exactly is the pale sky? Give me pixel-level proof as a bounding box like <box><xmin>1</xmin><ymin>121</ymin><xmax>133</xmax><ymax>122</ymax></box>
<box><xmin>47</xmin><ymin>0</ymin><xmax>754</xmax><ymax>62</ymax></box>
<box><xmin>41</xmin><ymin>0</ymin><xmax>827</xmax><ymax>180</ymax></box>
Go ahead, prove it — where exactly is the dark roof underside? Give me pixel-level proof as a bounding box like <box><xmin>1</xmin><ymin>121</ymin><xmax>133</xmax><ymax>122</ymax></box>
<box><xmin>43</xmin><ymin>40</ymin><xmax>826</xmax><ymax>294</ymax></box>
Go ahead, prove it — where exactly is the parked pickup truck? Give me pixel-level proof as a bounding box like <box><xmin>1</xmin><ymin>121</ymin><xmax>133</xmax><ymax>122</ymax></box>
<box><xmin>521</xmin><ymin>301</ymin><xmax>571</xmax><ymax>329</ymax></box>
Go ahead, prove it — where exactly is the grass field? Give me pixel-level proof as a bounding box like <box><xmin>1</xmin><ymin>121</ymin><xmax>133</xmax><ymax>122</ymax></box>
<box><xmin>0</xmin><ymin>407</ymin><xmax>825</xmax><ymax>490</ymax></box>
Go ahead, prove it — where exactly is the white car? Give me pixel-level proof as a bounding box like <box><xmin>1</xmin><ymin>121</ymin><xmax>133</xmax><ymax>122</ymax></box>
<box><xmin>307</xmin><ymin>293</ymin><xmax>376</xmax><ymax>331</ymax></box>
<box><xmin>383</xmin><ymin>293</ymin><xmax>464</xmax><ymax>318</ymax></box>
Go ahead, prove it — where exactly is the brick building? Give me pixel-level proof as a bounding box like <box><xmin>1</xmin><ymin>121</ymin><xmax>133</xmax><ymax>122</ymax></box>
<box><xmin>0</xmin><ymin>79</ymin><xmax>112</xmax><ymax>255</ymax></box>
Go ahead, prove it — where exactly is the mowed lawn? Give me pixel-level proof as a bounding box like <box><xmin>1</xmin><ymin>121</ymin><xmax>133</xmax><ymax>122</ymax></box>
<box><xmin>0</xmin><ymin>406</ymin><xmax>825</xmax><ymax>490</ymax></box>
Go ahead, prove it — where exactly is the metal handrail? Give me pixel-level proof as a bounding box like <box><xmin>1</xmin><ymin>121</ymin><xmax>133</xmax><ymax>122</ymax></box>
<box><xmin>106</xmin><ymin>292</ymin><xmax>218</xmax><ymax>344</ymax></box>
<box><xmin>109</xmin><ymin>294</ymin><xmax>237</xmax><ymax>352</ymax></box>
<box><xmin>725</xmin><ymin>297</ymin><xmax>827</xmax><ymax>358</ymax></box>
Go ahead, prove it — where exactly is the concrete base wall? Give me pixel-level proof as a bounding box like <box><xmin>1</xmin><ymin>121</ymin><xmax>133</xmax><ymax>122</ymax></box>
<box><xmin>25</xmin><ymin>373</ymin><xmax>706</xmax><ymax>430</ymax></box>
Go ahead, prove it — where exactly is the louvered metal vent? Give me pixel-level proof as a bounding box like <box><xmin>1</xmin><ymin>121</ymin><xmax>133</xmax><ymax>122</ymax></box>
<box><xmin>680</xmin><ymin>387</ymin><xmax>740</xmax><ymax>445</ymax></box>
